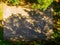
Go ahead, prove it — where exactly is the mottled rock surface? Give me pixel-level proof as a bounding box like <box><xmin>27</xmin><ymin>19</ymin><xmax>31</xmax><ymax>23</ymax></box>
<box><xmin>3</xmin><ymin>4</ymin><xmax>53</xmax><ymax>41</ymax></box>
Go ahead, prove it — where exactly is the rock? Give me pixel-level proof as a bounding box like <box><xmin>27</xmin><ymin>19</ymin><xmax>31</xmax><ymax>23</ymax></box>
<box><xmin>3</xmin><ymin>4</ymin><xmax>53</xmax><ymax>41</ymax></box>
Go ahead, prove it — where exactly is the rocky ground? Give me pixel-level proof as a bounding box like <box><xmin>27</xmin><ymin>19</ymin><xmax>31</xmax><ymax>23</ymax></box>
<box><xmin>3</xmin><ymin>3</ymin><xmax>54</xmax><ymax>41</ymax></box>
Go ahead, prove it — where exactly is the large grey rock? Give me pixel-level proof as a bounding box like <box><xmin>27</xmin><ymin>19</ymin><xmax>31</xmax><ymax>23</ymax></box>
<box><xmin>3</xmin><ymin>6</ymin><xmax>53</xmax><ymax>41</ymax></box>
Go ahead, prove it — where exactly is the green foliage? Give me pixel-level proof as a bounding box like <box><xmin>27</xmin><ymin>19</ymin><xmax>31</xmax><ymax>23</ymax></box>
<box><xmin>52</xmin><ymin>30</ymin><xmax>60</xmax><ymax>44</ymax></box>
<box><xmin>8</xmin><ymin>0</ymin><xmax>20</xmax><ymax>5</ymax></box>
<box><xmin>53</xmin><ymin>30</ymin><xmax>60</xmax><ymax>38</ymax></box>
<box><xmin>7</xmin><ymin>0</ymin><xmax>53</xmax><ymax>10</ymax></box>
<box><xmin>34</xmin><ymin>41</ymin><xmax>45</xmax><ymax>45</ymax></box>
<box><xmin>32</xmin><ymin>0</ymin><xmax>53</xmax><ymax>10</ymax></box>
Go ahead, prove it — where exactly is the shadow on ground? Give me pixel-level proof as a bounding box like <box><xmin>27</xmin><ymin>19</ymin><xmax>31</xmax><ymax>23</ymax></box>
<box><xmin>3</xmin><ymin>7</ymin><xmax>53</xmax><ymax>41</ymax></box>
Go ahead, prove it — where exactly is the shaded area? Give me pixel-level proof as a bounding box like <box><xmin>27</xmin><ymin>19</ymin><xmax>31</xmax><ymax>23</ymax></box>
<box><xmin>3</xmin><ymin>7</ymin><xmax>53</xmax><ymax>41</ymax></box>
<box><xmin>52</xmin><ymin>1</ymin><xmax>60</xmax><ymax>45</ymax></box>
<box><xmin>0</xmin><ymin>21</ymin><xmax>3</xmax><ymax>40</ymax></box>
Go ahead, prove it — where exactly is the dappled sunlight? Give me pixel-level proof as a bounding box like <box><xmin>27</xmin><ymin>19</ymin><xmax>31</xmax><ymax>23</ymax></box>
<box><xmin>3</xmin><ymin>4</ymin><xmax>12</xmax><ymax>20</ymax></box>
<box><xmin>12</xmin><ymin>31</ymin><xmax>16</xmax><ymax>34</ymax></box>
<box><xmin>4</xmin><ymin>26</ymin><xmax>13</xmax><ymax>31</ymax></box>
<box><xmin>34</xmin><ymin>28</ymin><xmax>41</xmax><ymax>33</ymax></box>
<box><xmin>3</xmin><ymin>4</ymin><xmax>53</xmax><ymax>41</ymax></box>
<box><xmin>26</xmin><ymin>18</ymin><xmax>35</xmax><ymax>25</ymax></box>
<box><xmin>39</xmin><ymin>12</ymin><xmax>44</xmax><ymax>15</ymax></box>
<box><xmin>3</xmin><ymin>4</ymin><xmax>30</xmax><ymax>20</ymax></box>
<box><xmin>10</xmin><ymin>37</ymin><xmax>19</xmax><ymax>41</ymax></box>
<box><xmin>46</xmin><ymin>29</ymin><xmax>54</xmax><ymax>39</ymax></box>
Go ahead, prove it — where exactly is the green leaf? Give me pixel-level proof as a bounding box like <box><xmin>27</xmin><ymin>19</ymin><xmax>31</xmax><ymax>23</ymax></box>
<box><xmin>32</xmin><ymin>0</ymin><xmax>53</xmax><ymax>10</ymax></box>
<box><xmin>8</xmin><ymin>0</ymin><xmax>20</xmax><ymax>5</ymax></box>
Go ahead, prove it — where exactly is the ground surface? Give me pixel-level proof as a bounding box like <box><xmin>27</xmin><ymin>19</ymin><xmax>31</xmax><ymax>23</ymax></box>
<box><xmin>3</xmin><ymin>4</ymin><xmax>54</xmax><ymax>41</ymax></box>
